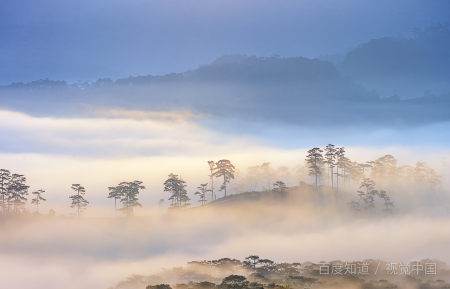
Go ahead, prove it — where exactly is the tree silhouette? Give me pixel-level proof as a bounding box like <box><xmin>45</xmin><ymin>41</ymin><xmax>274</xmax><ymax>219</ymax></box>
<box><xmin>305</xmin><ymin>148</ymin><xmax>324</xmax><ymax>187</ymax></box>
<box><xmin>358</xmin><ymin>178</ymin><xmax>378</xmax><ymax>213</ymax></box>
<box><xmin>257</xmin><ymin>258</ymin><xmax>276</xmax><ymax>277</ymax></box>
<box><xmin>164</xmin><ymin>174</ymin><xmax>188</xmax><ymax>210</ymax></box>
<box><xmin>180</xmin><ymin>176</ymin><xmax>191</xmax><ymax>209</ymax></box>
<box><xmin>146</xmin><ymin>285</ymin><xmax>172</xmax><ymax>289</ymax></box>
<box><xmin>0</xmin><ymin>169</ymin><xmax>11</xmax><ymax>213</ymax></box>
<box><xmin>195</xmin><ymin>183</ymin><xmax>210</xmax><ymax>205</ymax></box>
<box><xmin>118</xmin><ymin>181</ymin><xmax>145</xmax><ymax>217</ymax></box>
<box><xmin>31</xmin><ymin>189</ymin><xmax>46</xmax><ymax>213</ymax></box>
<box><xmin>213</xmin><ymin>160</ymin><xmax>235</xmax><ymax>197</ymax></box>
<box><xmin>382</xmin><ymin>194</ymin><xmax>395</xmax><ymax>216</ymax></box>
<box><xmin>272</xmin><ymin>181</ymin><xmax>287</xmax><ymax>198</ymax></box>
<box><xmin>8</xmin><ymin>174</ymin><xmax>29</xmax><ymax>214</ymax></box>
<box><xmin>339</xmin><ymin>156</ymin><xmax>352</xmax><ymax>190</ymax></box>
<box><xmin>334</xmin><ymin>147</ymin><xmax>345</xmax><ymax>191</ymax></box>
<box><xmin>323</xmin><ymin>144</ymin><xmax>336</xmax><ymax>187</ymax></box>
<box><xmin>108</xmin><ymin>185</ymin><xmax>124</xmax><ymax>217</ymax></box>
<box><xmin>219</xmin><ymin>275</ymin><xmax>248</xmax><ymax>289</ymax></box>
<box><xmin>243</xmin><ymin>255</ymin><xmax>260</xmax><ymax>273</ymax></box>
<box><xmin>208</xmin><ymin>161</ymin><xmax>216</xmax><ymax>201</ymax></box>
<box><xmin>69</xmin><ymin>184</ymin><xmax>88</xmax><ymax>218</ymax></box>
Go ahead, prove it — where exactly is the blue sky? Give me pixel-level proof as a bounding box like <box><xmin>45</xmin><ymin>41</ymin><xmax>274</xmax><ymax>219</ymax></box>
<box><xmin>0</xmin><ymin>0</ymin><xmax>449</xmax><ymax>83</ymax></box>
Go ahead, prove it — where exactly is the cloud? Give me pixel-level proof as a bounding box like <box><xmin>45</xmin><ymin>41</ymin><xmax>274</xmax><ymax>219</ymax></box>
<box><xmin>1</xmin><ymin>203</ymin><xmax>450</xmax><ymax>289</ymax></box>
<box><xmin>0</xmin><ymin>108</ymin><xmax>226</xmax><ymax>157</ymax></box>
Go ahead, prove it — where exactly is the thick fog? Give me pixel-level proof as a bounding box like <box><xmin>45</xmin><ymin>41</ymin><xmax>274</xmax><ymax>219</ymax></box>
<box><xmin>2</xmin><ymin>197</ymin><xmax>450</xmax><ymax>288</ymax></box>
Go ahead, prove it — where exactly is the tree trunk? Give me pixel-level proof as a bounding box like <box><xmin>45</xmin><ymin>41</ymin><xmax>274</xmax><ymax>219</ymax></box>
<box><xmin>224</xmin><ymin>175</ymin><xmax>227</xmax><ymax>197</ymax></box>
<box><xmin>77</xmin><ymin>188</ymin><xmax>80</xmax><ymax>218</ymax></box>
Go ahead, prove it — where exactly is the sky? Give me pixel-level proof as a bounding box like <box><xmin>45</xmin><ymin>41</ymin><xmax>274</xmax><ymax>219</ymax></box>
<box><xmin>0</xmin><ymin>0</ymin><xmax>449</xmax><ymax>83</ymax></box>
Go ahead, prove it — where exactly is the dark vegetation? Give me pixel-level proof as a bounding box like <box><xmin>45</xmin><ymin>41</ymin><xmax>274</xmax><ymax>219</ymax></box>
<box><xmin>110</xmin><ymin>256</ymin><xmax>450</xmax><ymax>289</ymax></box>
<box><xmin>340</xmin><ymin>22</ymin><xmax>450</xmax><ymax>99</ymax></box>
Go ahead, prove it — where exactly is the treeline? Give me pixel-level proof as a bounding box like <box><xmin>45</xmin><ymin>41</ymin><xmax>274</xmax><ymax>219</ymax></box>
<box><xmin>111</xmin><ymin>256</ymin><xmax>450</xmax><ymax>289</ymax></box>
<box><xmin>0</xmin><ymin>145</ymin><xmax>445</xmax><ymax>217</ymax></box>
<box><xmin>0</xmin><ymin>169</ymin><xmax>44</xmax><ymax>214</ymax></box>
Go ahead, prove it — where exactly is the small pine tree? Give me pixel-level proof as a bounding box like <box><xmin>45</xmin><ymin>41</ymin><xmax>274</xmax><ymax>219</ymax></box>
<box><xmin>31</xmin><ymin>189</ymin><xmax>46</xmax><ymax>213</ymax></box>
<box><xmin>195</xmin><ymin>183</ymin><xmax>210</xmax><ymax>205</ymax></box>
<box><xmin>272</xmin><ymin>181</ymin><xmax>287</xmax><ymax>198</ymax></box>
<box><xmin>69</xmin><ymin>184</ymin><xmax>88</xmax><ymax>217</ymax></box>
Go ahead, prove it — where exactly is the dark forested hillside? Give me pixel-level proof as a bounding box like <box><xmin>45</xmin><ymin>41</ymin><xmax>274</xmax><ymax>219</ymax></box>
<box><xmin>340</xmin><ymin>22</ymin><xmax>450</xmax><ymax>99</ymax></box>
<box><xmin>1</xmin><ymin>33</ymin><xmax>450</xmax><ymax>127</ymax></box>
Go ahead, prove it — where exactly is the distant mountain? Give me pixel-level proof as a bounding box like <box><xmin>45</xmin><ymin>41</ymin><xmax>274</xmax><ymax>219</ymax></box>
<box><xmin>210</xmin><ymin>54</ymin><xmax>249</xmax><ymax>65</ymax></box>
<box><xmin>1</xmin><ymin>49</ymin><xmax>449</xmax><ymax>127</ymax></box>
<box><xmin>340</xmin><ymin>23</ymin><xmax>450</xmax><ymax>99</ymax></box>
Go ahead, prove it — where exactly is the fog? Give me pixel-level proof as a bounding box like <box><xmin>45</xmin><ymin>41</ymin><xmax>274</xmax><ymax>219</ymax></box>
<box><xmin>0</xmin><ymin>107</ymin><xmax>448</xmax><ymax>288</ymax></box>
<box><xmin>1</xmin><ymin>197</ymin><xmax>450</xmax><ymax>289</ymax></box>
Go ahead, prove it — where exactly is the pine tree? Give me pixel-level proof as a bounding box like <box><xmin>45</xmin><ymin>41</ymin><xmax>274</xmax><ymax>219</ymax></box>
<box><xmin>108</xmin><ymin>185</ymin><xmax>124</xmax><ymax>217</ymax></box>
<box><xmin>382</xmin><ymin>194</ymin><xmax>395</xmax><ymax>216</ymax></box>
<box><xmin>305</xmin><ymin>148</ymin><xmax>324</xmax><ymax>187</ymax></box>
<box><xmin>213</xmin><ymin>160</ymin><xmax>235</xmax><ymax>197</ymax></box>
<box><xmin>69</xmin><ymin>184</ymin><xmax>88</xmax><ymax>217</ymax></box>
<box><xmin>243</xmin><ymin>255</ymin><xmax>260</xmax><ymax>273</ymax></box>
<box><xmin>195</xmin><ymin>183</ymin><xmax>210</xmax><ymax>205</ymax></box>
<box><xmin>164</xmin><ymin>174</ymin><xmax>188</xmax><ymax>210</ymax></box>
<box><xmin>272</xmin><ymin>181</ymin><xmax>287</xmax><ymax>198</ymax></box>
<box><xmin>358</xmin><ymin>178</ymin><xmax>378</xmax><ymax>213</ymax></box>
<box><xmin>323</xmin><ymin>144</ymin><xmax>336</xmax><ymax>187</ymax></box>
<box><xmin>0</xmin><ymin>169</ymin><xmax>11</xmax><ymax>213</ymax></box>
<box><xmin>118</xmin><ymin>181</ymin><xmax>145</xmax><ymax>217</ymax></box>
<box><xmin>31</xmin><ymin>189</ymin><xmax>46</xmax><ymax>213</ymax></box>
<box><xmin>334</xmin><ymin>147</ymin><xmax>345</xmax><ymax>191</ymax></box>
<box><xmin>8</xmin><ymin>174</ymin><xmax>29</xmax><ymax>214</ymax></box>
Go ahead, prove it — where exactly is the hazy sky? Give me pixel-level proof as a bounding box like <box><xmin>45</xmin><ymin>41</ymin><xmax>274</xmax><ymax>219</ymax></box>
<box><xmin>1</xmin><ymin>0</ymin><xmax>449</xmax><ymax>83</ymax></box>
